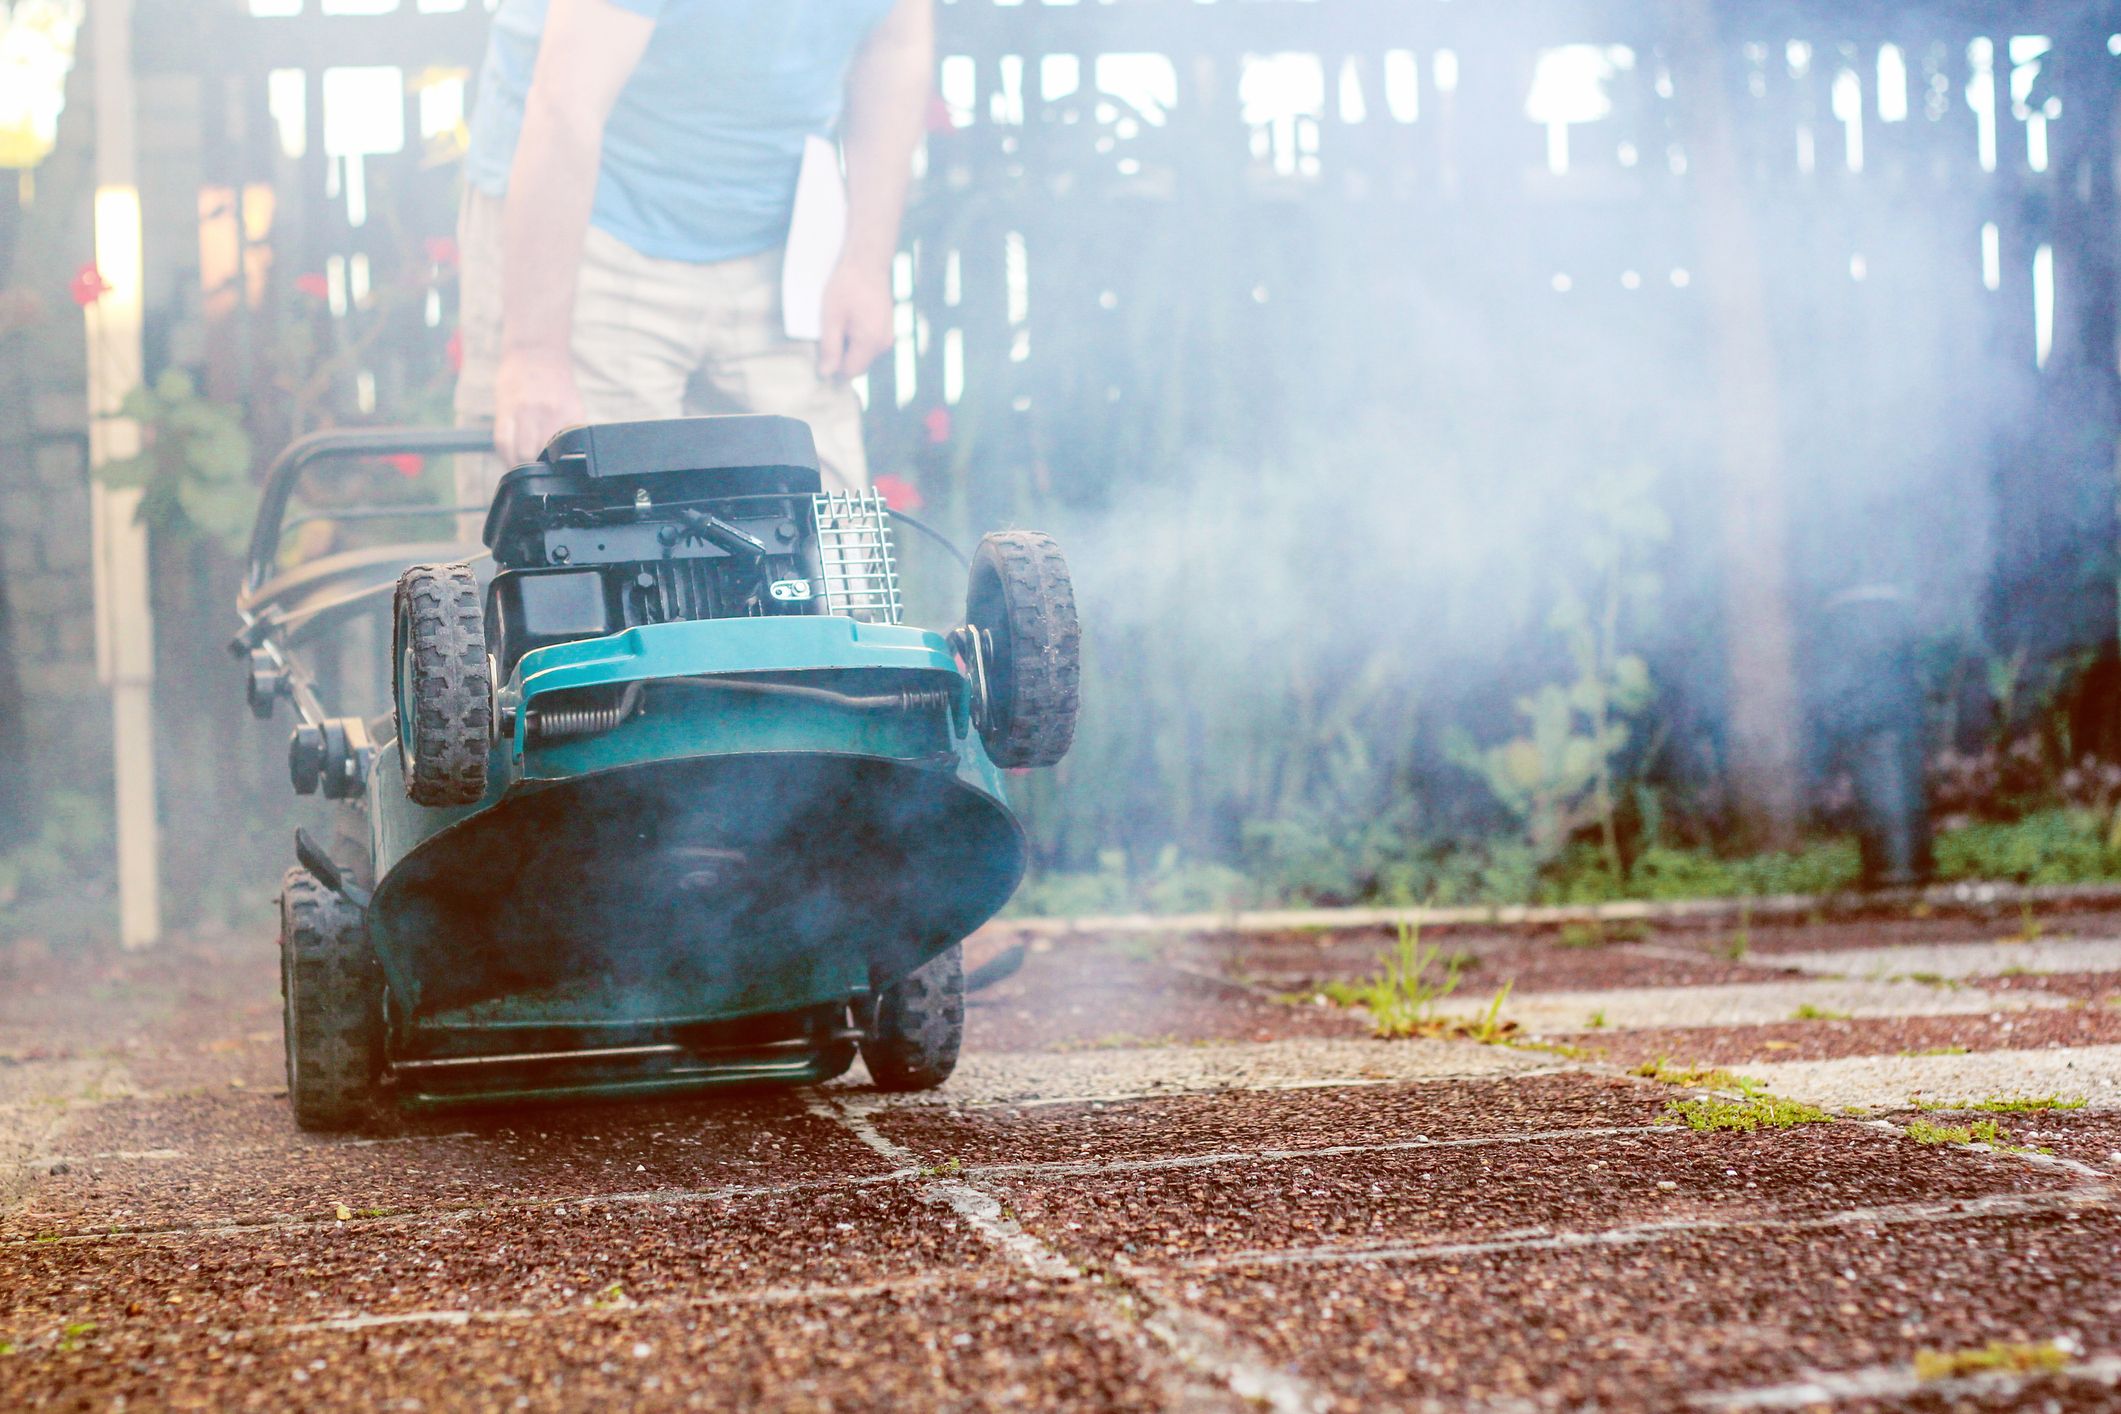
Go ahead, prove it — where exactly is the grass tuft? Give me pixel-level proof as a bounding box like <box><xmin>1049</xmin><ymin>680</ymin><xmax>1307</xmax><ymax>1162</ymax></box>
<box><xmin>1319</xmin><ymin>923</ymin><xmax>1465</xmax><ymax>1038</ymax></box>
<box><xmin>1790</xmin><ymin>1003</ymin><xmax>1852</xmax><ymax>1021</ymax></box>
<box><xmin>1662</xmin><ymin>1094</ymin><xmax>1829</xmax><ymax>1132</ymax></box>
<box><xmin>1913</xmin><ymin>1341</ymin><xmax>2069</xmax><ymax>1381</ymax></box>
<box><xmin>1631</xmin><ymin>1057</ymin><xmax>1762</xmax><ymax>1093</ymax></box>
<box><xmin>1963</xmin><ymin>1094</ymin><xmax>2086</xmax><ymax>1114</ymax></box>
<box><xmin>1900</xmin><ymin>1116</ymin><xmax>2050</xmax><ymax>1153</ymax></box>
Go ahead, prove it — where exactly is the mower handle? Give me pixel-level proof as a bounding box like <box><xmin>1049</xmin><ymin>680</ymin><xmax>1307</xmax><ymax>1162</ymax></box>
<box><xmin>245</xmin><ymin>425</ymin><xmax>497</xmax><ymax>595</ymax></box>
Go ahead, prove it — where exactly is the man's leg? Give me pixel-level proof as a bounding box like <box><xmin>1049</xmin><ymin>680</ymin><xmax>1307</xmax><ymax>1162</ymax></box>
<box><xmin>681</xmin><ymin>248</ymin><xmax>871</xmax><ymax>493</ymax></box>
<box><xmin>451</xmin><ymin>191</ymin><xmax>507</xmax><ymax>546</ymax></box>
<box><xmin>569</xmin><ymin>226</ymin><xmax>713</xmax><ymax>424</ymax></box>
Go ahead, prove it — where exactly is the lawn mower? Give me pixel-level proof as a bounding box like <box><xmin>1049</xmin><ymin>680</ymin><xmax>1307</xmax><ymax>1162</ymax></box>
<box><xmin>234</xmin><ymin>415</ymin><xmax>1079</xmax><ymax>1130</ymax></box>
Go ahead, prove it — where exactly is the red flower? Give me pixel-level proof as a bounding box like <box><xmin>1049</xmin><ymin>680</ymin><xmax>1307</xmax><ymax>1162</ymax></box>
<box><xmin>69</xmin><ymin>263</ymin><xmax>111</xmax><ymax>307</ymax></box>
<box><xmin>384</xmin><ymin>453</ymin><xmax>424</xmax><ymax>479</ymax></box>
<box><xmin>872</xmin><ymin>473</ymin><xmax>923</xmax><ymax>513</ymax></box>
<box><xmin>424</xmin><ymin>235</ymin><xmax>459</xmax><ymax>268</ymax></box>
<box><xmin>922</xmin><ymin>406</ymin><xmax>952</xmax><ymax>445</ymax></box>
<box><xmin>445</xmin><ymin>329</ymin><xmax>464</xmax><ymax>374</ymax></box>
<box><xmin>925</xmin><ymin>95</ymin><xmax>958</xmax><ymax>135</ymax></box>
<box><xmin>294</xmin><ymin>272</ymin><xmax>329</xmax><ymax>300</ymax></box>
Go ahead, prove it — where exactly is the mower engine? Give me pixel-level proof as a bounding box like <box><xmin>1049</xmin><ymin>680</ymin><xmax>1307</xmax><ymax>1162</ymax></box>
<box><xmin>483</xmin><ymin>418</ymin><xmax>899</xmax><ymax>677</ymax></box>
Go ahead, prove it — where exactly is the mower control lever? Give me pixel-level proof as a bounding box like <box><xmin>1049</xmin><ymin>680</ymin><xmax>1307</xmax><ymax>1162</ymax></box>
<box><xmin>664</xmin><ymin>508</ymin><xmax>768</xmax><ymax>559</ymax></box>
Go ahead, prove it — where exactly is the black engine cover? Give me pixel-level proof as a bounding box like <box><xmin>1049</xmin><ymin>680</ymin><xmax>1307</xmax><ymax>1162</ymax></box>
<box><xmin>481</xmin><ymin>416</ymin><xmax>828</xmax><ymax>674</ymax></box>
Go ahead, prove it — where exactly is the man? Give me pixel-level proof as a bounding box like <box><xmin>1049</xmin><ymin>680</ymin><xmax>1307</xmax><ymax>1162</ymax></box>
<box><xmin>455</xmin><ymin>0</ymin><xmax>931</xmax><ymax>520</ymax></box>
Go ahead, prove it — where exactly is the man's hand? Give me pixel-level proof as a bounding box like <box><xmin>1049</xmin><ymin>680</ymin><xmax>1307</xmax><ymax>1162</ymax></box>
<box><xmin>817</xmin><ymin>258</ymin><xmax>894</xmax><ymax>380</ymax></box>
<box><xmin>494</xmin><ymin>347</ymin><xmax>584</xmax><ymax>464</ymax></box>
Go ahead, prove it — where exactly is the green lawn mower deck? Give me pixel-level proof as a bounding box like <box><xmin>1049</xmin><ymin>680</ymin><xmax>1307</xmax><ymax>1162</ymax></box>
<box><xmin>237</xmin><ymin>416</ymin><xmax>1079</xmax><ymax>1129</ymax></box>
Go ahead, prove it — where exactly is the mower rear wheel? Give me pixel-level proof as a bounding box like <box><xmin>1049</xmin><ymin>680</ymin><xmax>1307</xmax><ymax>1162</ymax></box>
<box><xmin>964</xmin><ymin>531</ymin><xmax>1080</xmax><ymax>768</ymax></box>
<box><xmin>279</xmin><ymin>867</ymin><xmax>381</xmax><ymax>1131</ymax></box>
<box><xmin>858</xmin><ymin>944</ymin><xmax>964</xmax><ymax>1092</ymax></box>
<box><xmin>394</xmin><ymin>562</ymin><xmax>492</xmax><ymax>807</ymax></box>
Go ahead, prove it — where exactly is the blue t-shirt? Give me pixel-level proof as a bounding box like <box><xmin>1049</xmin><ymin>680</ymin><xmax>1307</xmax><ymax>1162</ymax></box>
<box><xmin>465</xmin><ymin>0</ymin><xmax>895</xmax><ymax>264</ymax></box>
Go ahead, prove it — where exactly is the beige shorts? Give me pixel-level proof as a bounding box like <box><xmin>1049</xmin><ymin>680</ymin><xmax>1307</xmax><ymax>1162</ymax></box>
<box><xmin>453</xmin><ymin>189</ymin><xmax>868</xmax><ymax>537</ymax></box>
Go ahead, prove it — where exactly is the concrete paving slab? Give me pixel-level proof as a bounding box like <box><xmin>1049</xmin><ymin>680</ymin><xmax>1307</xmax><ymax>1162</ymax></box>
<box><xmin>871</xmin><ymin>1072</ymin><xmax>1667</xmax><ymax>1169</ymax></box>
<box><xmin>0</xmin><ymin>1278</ymin><xmax>1175</xmax><ymax>1412</ymax></box>
<box><xmin>1430</xmin><ymin>978</ymin><xmax>2061</xmax><ymax>1035</ymax></box>
<box><xmin>3</xmin><ymin>1180</ymin><xmax>1003</xmax><ymax>1334</ymax></box>
<box><xmin>834</xmin><ymin>1036</ymin><xmax>1561</xmax><ymax>1111</ymax></box>
<box><xmin>981</xmin><ymin>1123</ymin><xmax>2070</xmax><ymax>1268</ymax></box>
<box><xmin>1182</xmin><ymin>927</ymin><xmax>1795</xmax><ymax>994</ymax></box>
<box><xmin>963</xmin><ymin>938</ymin><xmax>1370</xmax><ymax>1054</ymax></box>
<box><xmin>1181</xmin><ymin>1208</ymin><xmax>2121</xmax><ymax>1411</ymax></box>
<box><xmin>14</xmin><ymin>914</ymin><xmax>2121</xmax><ymax>1409</ymax></box>
<box><xmin>1587</xmin><ymin>1007</ymin><xmax>2121</xmax><ymax>1068</ymax></box>
<box><xmin>1767</xmin><ymin>937</ymin><xmax>2121</xmax><ymax>980</ymax></box>
<box><xmin>2</xmin><ymin>1093</ymin><xmax>895</xmax><ymax>1240</ymax></box>
<box><xmin>1745</xmin><ymin>1043</ymin><xmax>2121</xmax><ymax>1113</ymax></box>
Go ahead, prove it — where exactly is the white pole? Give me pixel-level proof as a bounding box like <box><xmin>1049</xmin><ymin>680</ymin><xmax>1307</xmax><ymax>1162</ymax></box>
<box><xmin>85</xmin><ymin>0</ymin><xmax>159</xmax><ymax>950</ymax></box>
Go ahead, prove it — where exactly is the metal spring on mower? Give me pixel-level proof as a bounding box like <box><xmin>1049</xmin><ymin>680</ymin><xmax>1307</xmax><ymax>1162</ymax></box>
<box><xmin>531</xmin><ymin>682</ymin><xmax>644</xmax><ymax>740</ymax></box>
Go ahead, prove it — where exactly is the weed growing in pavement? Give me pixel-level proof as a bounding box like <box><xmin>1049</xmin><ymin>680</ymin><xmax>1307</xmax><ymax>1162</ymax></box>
<box><xmin>1900</xmin><ymin>1116</ymin><xmax>2051</xmax><ymax>1153</ymax></box>
<box><xmin>1662</xmin><ymin>1095</ymin><xmax>1829</xmax><ymax>1132</ymax></box>
<box><xmin>1586</xmin><ymin>1009</ymin><xmax>1607</xmax><ymax>1029</ymax></box>
<box><xmin>1631</xmin><ymin>1057</ymin><xmax>1762</xmax><ymax>1093</ymax></box>
<box><xmin>917</xmin><ymin>1157</ymin><xmax>965</xmax><ymax>1178</ymax></box>
<box><xmin>590</xmin><ymin>1282</ymin><xmax>629</xmax><ymax>1309</ymax></box>
<box><xmin>1048</xmin><ymin>1032</ymin><xmax>1181</xmax><ymax>1053</ymax></box>
<box><xmin>1461</xmin><ymin>983</ymin><xmax>1518</xmax><ymax>1044</ymax></box>
<box><xmin>1891</xmin><ymin>972</ymin><xmax>1965</xmax><ymax>990</ymax></box>
<box><xmin>1900</xmin><ymin>1045</ymin><xmax>1972</xmax><ymax>1057</ymax></box>
<box><xmin>1790</xmin><ymin>1004</ymin><xmax>1853</xmax><ymax>1021</ymax></box>
<box><xmin>1509</xmin><ymin>1037</ymin><xmax>1601</xmax><ymax>1061</ymax></box>
<box><xmin>1961</xmin><ymin>1094</ymin><xmax>2086</xmax><ymax>1114</ymax></box>
<box><xmin>55</xmin><ymin>1323</ymin><xmax>94</xmax><ymax>1353</ymax></box>
<box><xmin>1557</xmin><ymin>919</ymin><xmax>1648</xmax><ymax>949</ymax></box>
<box><xmin>2012</xmin><ymin>903</ymin><xmax>2045</xmax><ymax>943</ymax></box>
<box><xmin>1913</xmin><ymin>1341</ymin><xmax>2069</xmax><ymax>1381</ymax></box>
<box><xmin>1106</xmin><ymin>934</ymin><xmax>1167</xmax><ymax>964</ymax></box>
<box><xmin>1320</xmin><ymin>923</ymin><xmax>1465</xmax><ymax>1037</ymax></box>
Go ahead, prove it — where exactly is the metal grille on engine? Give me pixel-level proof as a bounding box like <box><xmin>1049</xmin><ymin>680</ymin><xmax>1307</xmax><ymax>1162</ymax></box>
<box><xmin>813</xmin><ymin>490</ymin><xmax>902</xmax><ymax>624</ymax></box>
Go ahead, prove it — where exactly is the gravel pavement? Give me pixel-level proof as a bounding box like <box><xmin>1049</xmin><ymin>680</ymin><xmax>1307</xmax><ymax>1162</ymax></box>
<box><xmin>6</xmin><ymin>908</ymin><xmax>2121</xmax><ymax>1410</ymax></box>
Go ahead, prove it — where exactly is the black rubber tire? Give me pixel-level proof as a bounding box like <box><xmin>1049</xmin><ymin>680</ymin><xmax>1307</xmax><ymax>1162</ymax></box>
<box><xmin>394</xmin><ymin>562</ymin><xmax>491</xmax><ymax>807</ymax></box>
<box><xmin>279</xmin><ymin>867</ymin><xmax>381</xmax><ymax>1132</ymax></box>
<box><xmin>858</xmin><ymin>945</ymin><xmax>964</xmax><ymax>1092</ymax></box>
<box><xmin>965</xmin><ymin>531</ymin><xmax>1080</xmax><ymax>768</ymax></box>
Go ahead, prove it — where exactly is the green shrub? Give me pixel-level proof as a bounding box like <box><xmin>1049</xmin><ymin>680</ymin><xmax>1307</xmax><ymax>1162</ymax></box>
<box><xmin>1933</xmin><ymin>809</ymin><xmax>2121</xmax><ymax>885</ymax></box>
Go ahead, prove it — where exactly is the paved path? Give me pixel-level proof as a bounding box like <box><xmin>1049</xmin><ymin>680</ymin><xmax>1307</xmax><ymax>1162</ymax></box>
<box><xmin>6</xmin><ymin>907</ymin><xmax>2121</xmax><ymax>1409</ymax></box>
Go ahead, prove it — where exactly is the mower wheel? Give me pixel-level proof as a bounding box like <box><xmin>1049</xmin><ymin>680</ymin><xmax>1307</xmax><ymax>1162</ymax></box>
<box><xmin>858</xmin><ymin>944</ymin><xmax>964</xmax><ymax>1091</ymax></box>
<box><xmin>394</xmin><ymin>562</ymin><xmax>492</xmax><ymax>807</ymax></box>
<box><xmin>964</xmin><ymin>531</ymin><xmax>1080</xmax><ymax>768</ymax></box>
<box><xmin>279</xmin><ymin>867</ymin><xmax>381</xmax><ymax>1131</ymax></box>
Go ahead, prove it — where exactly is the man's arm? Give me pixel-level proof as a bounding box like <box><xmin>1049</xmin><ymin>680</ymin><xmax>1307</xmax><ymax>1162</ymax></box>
<box><xmin>817</xmin><ymin>0</ymin><xmax>933</xmax><ymax>380</ymax></box>
<box><xmin>494</xmin><ymin>0</ymin><xmax>655</xmax><ymax>463</ymax></box>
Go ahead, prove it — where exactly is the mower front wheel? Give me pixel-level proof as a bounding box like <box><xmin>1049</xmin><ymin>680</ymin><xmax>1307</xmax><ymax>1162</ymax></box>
<box><xmin>858</xmin><ymin>945</ymin><xmax>964</xmax><ymax>1092</ymax></box>
<box><xmin>279</xmin><ymin>867</ymin><xmax>381</xmax><ymax>1131</ymax></box>
<box><xmin>393</xmin><ymin>562</ymin><xmax>492</xmax><ymax>807</ymax></box>
<box><xmin>963</xmin><ymin>531</ymin><xmax>1080</xmax><ymax>768</ymax></box>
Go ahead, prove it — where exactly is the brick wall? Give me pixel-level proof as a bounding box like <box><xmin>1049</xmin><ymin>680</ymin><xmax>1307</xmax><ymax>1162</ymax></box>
<box><xmin>1</xmin><ymin>52</ymin><xmax>110</xmax><ymax>822</ymax></box>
